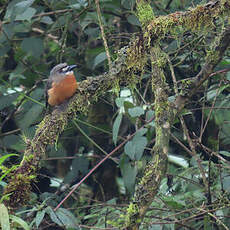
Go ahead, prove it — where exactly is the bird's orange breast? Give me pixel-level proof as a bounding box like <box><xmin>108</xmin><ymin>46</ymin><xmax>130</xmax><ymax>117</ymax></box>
<box><xmin>48</xmin><ymin>74</ymin><xmax>78</xmax><ymax>106</ymax></box>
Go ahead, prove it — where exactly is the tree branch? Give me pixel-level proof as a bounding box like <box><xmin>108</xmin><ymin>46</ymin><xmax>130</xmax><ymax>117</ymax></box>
<box><xmin>3</xmin><ymin>0</ymin><xmax>230</xmax><ymax>216</ymax></box>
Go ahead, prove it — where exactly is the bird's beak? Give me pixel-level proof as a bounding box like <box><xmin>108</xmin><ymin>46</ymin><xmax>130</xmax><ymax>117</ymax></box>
<box><xmin>68</xmin><ymin>65</ymin><xmax>77</xmax><ymax>71</ymax></box>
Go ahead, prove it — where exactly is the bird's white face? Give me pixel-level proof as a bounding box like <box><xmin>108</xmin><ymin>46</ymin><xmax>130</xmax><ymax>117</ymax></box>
<box><xmin>64</xmin><ymin>71</ymin><xmax>74</xmax><ymax>76</ymax></box>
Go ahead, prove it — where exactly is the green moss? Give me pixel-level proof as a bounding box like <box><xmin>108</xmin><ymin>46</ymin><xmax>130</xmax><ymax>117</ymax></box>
<box><xmin>206</xmin><ymin>49</ymin><xmax>220</xmax><ymax>64</ymax></box>
<box><xmin>125</xmin><ymin>202</ymin><xmax>140</xmax><ymax>226</ymax></box>
<box><xmin>136</xmin><ymin>1</ymin><xmax>155</xmax><ymax>27</ymax></box>
<box><xmin>146</xmin><ymin>1</ymin><xmax>230</xmax><ymax>40</ymax></box>
<box><xmin>0</xmin><ymin>165</ymin><xmax>9</xmax><ymax>173</ymax></box>
<box><xmin>111</xmin><ymin>78</ymin><xmax>120</xmax><ymax>96</ymax></box>
<box><xmin>28</xmin><ymin>175</ymin><xmax>36</xmax><ymax>180</ymax></box>
<box><xmin>107</xmin><ymin>215</ymin><xmax>125</xmax><ymax>228</ymax></box>
<box><xmin>126</xmin><ymin>42</ymin><xmax>147</xmax><ymax>71</ymax></box>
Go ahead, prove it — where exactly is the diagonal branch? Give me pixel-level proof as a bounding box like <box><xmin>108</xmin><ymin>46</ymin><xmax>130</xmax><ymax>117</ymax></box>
<box><xmin>3</xmin><ymin>0</ymin><xmax>230</xmax><ymax>212</ymax></box>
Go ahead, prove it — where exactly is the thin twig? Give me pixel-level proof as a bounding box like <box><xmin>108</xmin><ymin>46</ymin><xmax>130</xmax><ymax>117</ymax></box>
<box><xmin>198</xmin><ymin>143</ymin><xmax>230</xmax><ymax>168</ymax></box>
<box><xmin>167</xmin><ymin>55</ymin><xmax>179</xmax><ymax>95</ymax></box>
<box><xmin>95</xmin><ymin>0</ymin><xmax>112</xmax><ymax>71</ymax></box>
<box><xmin>0</xmin><ymin>129</ymin><xmax>20</xmax><ymax>137</ymax></box>
<box><xmin>32</xmin><ymin>27</ymin><xmax>60</xmax><ymax>44</ymax></box>
<box><xmin>179</xmin><ymin>116</ymin><xmax>209</xmax><ymax>193</ymax></box>
<box><xmin>199</xmin><ymin>80</ymin><xmax>222</xmax><ymax>141</ymax></box>
<box><xmin>33</xmin><ymin>9</ymin><xmax>73</xmax><ymax>18</ymax></box>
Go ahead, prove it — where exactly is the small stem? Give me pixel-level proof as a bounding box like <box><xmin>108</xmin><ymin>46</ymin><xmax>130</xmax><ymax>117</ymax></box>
<box><xmin>95</xmin><ymin>0</ymin><xmax>112</xmax><ymax>71</ymax></box>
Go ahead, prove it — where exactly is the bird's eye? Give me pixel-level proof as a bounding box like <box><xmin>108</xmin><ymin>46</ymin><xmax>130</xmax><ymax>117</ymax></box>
<box><xmin>61</xmin><ymin>66</ymin><xmax>68</xmax><ymax>72</ymax></box>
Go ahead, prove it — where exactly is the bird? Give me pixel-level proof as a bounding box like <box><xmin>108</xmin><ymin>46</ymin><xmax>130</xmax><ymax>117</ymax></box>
<box><xmin>45</xmin><ymin>63</ymin><xmax>78</xmax><ymax>107</ymax></box>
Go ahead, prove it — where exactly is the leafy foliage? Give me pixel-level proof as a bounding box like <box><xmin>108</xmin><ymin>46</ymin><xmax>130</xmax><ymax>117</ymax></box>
<box><xmin>0</xmin><ymin>0</ymin><xmax>230</xmax><ymax>229</ymax></box>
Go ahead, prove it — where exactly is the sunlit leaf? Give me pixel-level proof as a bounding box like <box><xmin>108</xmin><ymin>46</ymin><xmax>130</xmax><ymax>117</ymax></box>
<box><xmin>120</xmin><ymin>155</ymin><xmax>137</xmax><ymax>194</ymax></box>
<box><xmin>0</xmin><ymin>204</ymin><xmax>10</xmax><ymax>230</ymax></box>
<box><xmin>46</xmin><ymin>207</ymin><xmax>63</xmax><ymax>226</ymax></box>
<box><xmin>35</xmin><ymin>210</ymin><xmax>46</xmax><ymax>228</ymax></box>
<box><xmin>128</xmin><ymin>106</ymin><xmax>144</xmax><ymax>117</ymax></box>
<box><xmin>124</xmin><ymin>129</ymin><xmax>147</xmax><ymax>160</ymax></box>
<box><xmin>113</xmin><ymin>113</ymin><xmax>122</xmax><ymax>145</ymax></box>
<box><xmin>219</xmin><ymin>151</ymin><xmax>230</xmax><ymax>157</ymax></box>
<box><xmin>10</xmin><ymin>215</ymin><xmax>30</xmax><ymax>230</ymax></box>
<box><xmin>15</xmin><ymin>7</ymin><xmax>36</xmax><ymax>21</ymax></box>
<box><xmin>56</xmin><ymin>208</ymin><xmax>79</xmax><ymax>228</ymax></box>
<box><xmin>162</xmin><ymin>197</ymin><xmax>185</xmax><ymax>209</ymax></box>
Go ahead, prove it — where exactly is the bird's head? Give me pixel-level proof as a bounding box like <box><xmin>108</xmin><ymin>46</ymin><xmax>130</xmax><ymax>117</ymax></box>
<box><xmin>49</xmin><ymin>63</ymin><xmax>77</xmax><ymax>82</ymax></box>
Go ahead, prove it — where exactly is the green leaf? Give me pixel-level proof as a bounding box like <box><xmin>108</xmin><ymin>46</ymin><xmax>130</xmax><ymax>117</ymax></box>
<box><xmin>15</xmin><ymin>0</ymin><xmax>35</xmax><ymax>10</ymax></box>
<box><xmin>84</xmin><ymin>27</ymin><xmax>100</xmax><ymax>37</ymax></box>
<box><xmin>3</xmin><ymin>134</ymin><xmax>24</xmax><ymax>152</ymax></box>
<box><xmin>128</xmin><ymin>106</ymin><xmax>144</xmax><ymax>117</ymax></box>
<box><xmin>93</xmin><ymin>52</ymin><xmax>107</xmax><ymax>69</ymax></box>
<box><xmin>81</xmin><ymin>12</ymin><xmax>98</xmax><ymax>30</ymax></box>
<box><xmin>123</xmin><ymin>101</ymin><xmax>134</xmax><ymax>113</ymax></box>
<box><xmin>0</xmin><ymin>165</ymin><xmax>18</xmax><ymax>182</ymax></box>
<box><xmin>10</xmin><ymin>215</ymin><xmax>30</xmax><ymax>230</ymax></box>
<box><xmin>120</xmin><ymin>155</ymin><xmax>137</xmax><ymax>194</ymax></box>
<box><xmin>46</xmin><ymin>207</ymin><xmax>63</xmax><ymax>227</ymax></box>
<box><xmin>223</xmin><ymin>173</ymin><xmax>230</xmax><ymax>192</ymax></box>
<box><xmin>127</xmin><ymin>15</ymin><xmax>141</xmax><ymax>26</ymax></box>
<box><xmin>70</xmin><ymin>3</ymin><xmax>81</xmax><ymax>9</ymax></box>
<box><xmin>0</xmin><ymin>93</ymin><xmax>19</xmax><ymax>110</ymax></box>
<box><xmin>135</xmin><ymin>128</ymin><xmax>147</xmax><ymax>137</ymax></box>
<box><xmin>35</xmin><ymin>210</ymin><xmax>46</xmax><ymax>228</ymax></box>
<box><xmin>40</xmin><ymin>16</ymin><xmax>53</xmax><ymax>25</ymax></box>
<box><xmin>162</xmin><ymin>197</ymin><xmax>185</xmax><ymax>209</ymax></box>
<box><xmin>56</xmin><ymin>208</ymin><xmax>79</xmax><ymax>228</ymax></box>
<box><xmin>125</xmin><ymin>136</ymin><xmax>147</xmax><ymax>160</ymax></box>
<box><xmin>168</xmin><ymin>155</ymin><xmax>189</xmax><ymax>168</ymax></box>
<box><xmin>0</xmin><ymin>193</ymin><xmax>11</xmax><ymax>203</ymax></box>
<box><xmin>15</xmin><ymin>7</ymin><xmax>36</xmax><ymax>21</ymax></box>
<box><xmin>0</xmin><ymin>44</ymin><xmax>11</xmax><ymax>57</ymax></box>
<box><xmin>149</xmin><ymin>225</ymin><xmax>163</xmax><ymax>230</ymax></box>
<box><xmin>115</xmin><ymin>98</ymin><xmax>125</xmax><ymax>108</ymax></box>
<box><xmin>121</xmin><ymin>0</ymin><xmax>135</xmax><ymax>9</ymax></box>
<box><xmin>207</xmin><ymin>89</ymin><xmax>217</xmax><ymax>101</ymax></box>
<box><xmin>113</xmin><ymin>113</ymin><xmax>122</xmax><ymax>145</ymax></box>
<box><xmin>219</xmin><ymin>151</ymin><xmax>230</xmax><ymax>157</ymax></box>
<box><xmin>21</xmin><ymin>37</ymin><xmax>44</xmax><ymax>58</ymax></box>
<box><xmin>17</xmin><ymin>104</ymin><xmax>43</xmax><ymax>129</ymax></box>
<box><xmin>124</xmin><ymin>129</ymin><xmax>147</xmax><ymax>160</ymax></box>
<box><xmin>4</xmin><ymin>0</ymin><xmax>35</xmax><ymax>20</ymax></box>
<box><xmin>146</xmin><ymin>110</ymin><xmax>155</xmax><ymax>126</ymax></box>
<box><xmin>0</xmin><ymin>204</ymin><xmax>10</xmax><ymax>230</ymax></box>
<box><xmin>4</xmin><ymin>0</ymin><xmax>22</xmax><ymax>20</ymax></box>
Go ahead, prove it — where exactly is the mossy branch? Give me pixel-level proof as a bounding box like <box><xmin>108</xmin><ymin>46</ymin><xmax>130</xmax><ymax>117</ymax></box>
<box><xmin>3</xmin><ymin>0</ymin><xmax>230</xmax><ymax>214</ymax></box>
<box><xmin>123</xmin><ymin>0</ymin><xmax>230</xmax><ymax>229</ymax></box>
<box><xmin>146</xmin><ymin>0</ymin><xmax>230</xmax><ymax>39</ymax></box>
<box><xmin>3</xmin><ymin>44</ymin><xmax>146</xmax><ymax>208</ymax></box>
<box><xmin>125</xmin><ymin>46</ymin><xmax>172</xmax><ymax>229</ymax></box>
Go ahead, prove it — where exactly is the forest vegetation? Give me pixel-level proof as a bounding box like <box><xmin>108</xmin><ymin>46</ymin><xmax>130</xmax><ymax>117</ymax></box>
<box><xmin>0</xmin><ymin>0</ymin><xmax>230</xmax><ymax>229</ymax></box>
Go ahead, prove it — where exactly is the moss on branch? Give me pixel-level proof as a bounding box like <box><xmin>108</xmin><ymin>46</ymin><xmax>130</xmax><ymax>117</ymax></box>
<box><xmin>147</xmin><ymin>0</ymin><xmax>230</xmax><ymax>39</ymax></box>
<box><xmin>124</xmin><ymin>46</ymin><xmax>172</xmax><ymax>229</ymax></box>
<box><xmin>3</xmin><ymin>0</ymin><xmax>230</xmax><ymax>215</ymax></box>
<box><xmin>3</xmin><ymin>40</ymin><xmax>147</xmax><ymax>208</ymax></box>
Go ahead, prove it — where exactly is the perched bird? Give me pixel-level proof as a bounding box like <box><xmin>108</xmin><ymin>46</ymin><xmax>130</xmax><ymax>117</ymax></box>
<box><xmin>45</xmin><ymin>63</ymin><xmax>78</xmax><ymax>107</ymax></box>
